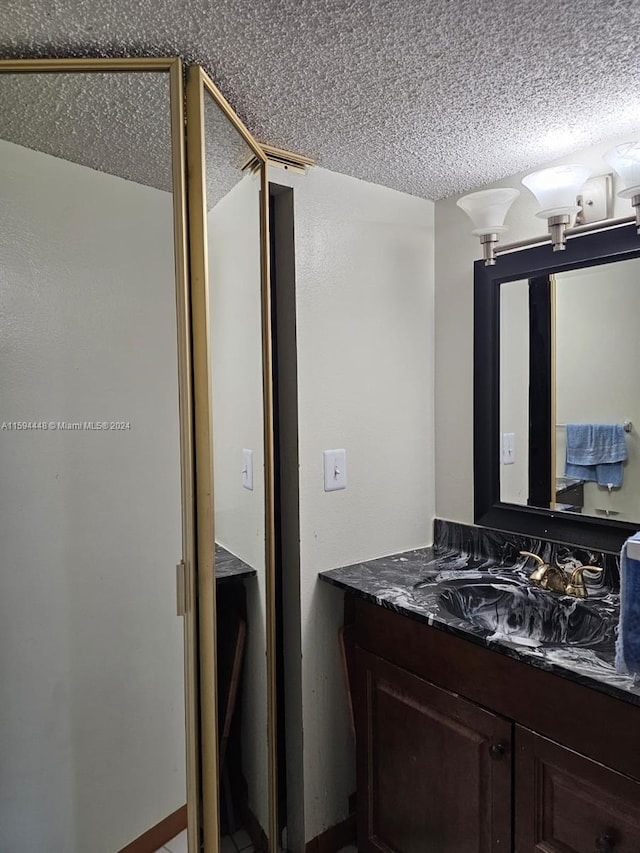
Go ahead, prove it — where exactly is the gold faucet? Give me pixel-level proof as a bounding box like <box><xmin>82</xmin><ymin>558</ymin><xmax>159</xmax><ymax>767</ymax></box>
<box><xmin>519</xmin><ymin>551</ymin><xmax>603</xmax><ymax>598</ymax></box>
<box><xmin>565</xmin><ymin>565</ymin><xmax>603</xmax><ymax>598</ymax></box>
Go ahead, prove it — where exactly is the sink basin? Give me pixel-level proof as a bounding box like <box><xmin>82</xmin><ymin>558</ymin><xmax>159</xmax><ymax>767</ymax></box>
<box><xmin>437</xmin><ymin>582</ymin><xmax>609</xmax><ymax>647</ymax></box>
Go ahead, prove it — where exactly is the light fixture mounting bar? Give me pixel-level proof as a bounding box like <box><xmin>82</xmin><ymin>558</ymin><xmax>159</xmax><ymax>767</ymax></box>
<box><xmin>494</xmin><ymin>214</ymin><xmax>636</xmax><ymax>256</ymax></box>
<box><xmin>632</xmin><ymin>194</ymin><xmax>640</xmax><ymax>234</ymax></box>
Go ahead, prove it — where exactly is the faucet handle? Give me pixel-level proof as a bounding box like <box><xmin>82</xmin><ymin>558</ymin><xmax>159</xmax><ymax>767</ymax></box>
<box><xmin>519</xmin><ymin>550</ymin><xmax>545</xmax><ymax>566</ymax></box>
<box><xmin>519</xmin><ymin>551</ymin><xmax>549</xmax><ymax>585</ymax></box>
<box><xmin>565</xmin><ymin>565</ymin><xmax>603</xmax><ymax>598</ymax></box>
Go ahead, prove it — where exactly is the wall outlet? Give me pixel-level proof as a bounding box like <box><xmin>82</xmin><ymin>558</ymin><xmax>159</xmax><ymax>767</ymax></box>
<box><xmin>323</xmin><ymin>449</ymin><xmax>347</xmax><ymax>491</ymax></box>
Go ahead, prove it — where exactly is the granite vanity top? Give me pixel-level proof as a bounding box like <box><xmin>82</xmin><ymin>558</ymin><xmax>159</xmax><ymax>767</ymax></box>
<box><xmin>319</xmin><ymin>520</ymin><xmax>640</xmax><ymax>708</ymax></box>
<box><xmin>215</xmin><ymin>543</ymin><xmax>257</xmax><ymax>583</ymax></box>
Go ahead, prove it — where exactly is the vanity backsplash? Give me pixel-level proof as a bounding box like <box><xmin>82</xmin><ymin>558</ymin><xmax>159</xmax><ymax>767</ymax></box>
<box><xmin>434</xmin><ymin>518</ymin><xmax>620</xmax><ymax>593</ymax></box>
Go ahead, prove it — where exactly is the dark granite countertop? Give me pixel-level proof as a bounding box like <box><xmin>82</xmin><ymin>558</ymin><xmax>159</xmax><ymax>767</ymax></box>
<box><xmin>215</xmin><ymin>543</ymin><xmax>256</xmax><ymax>583</ymax></box>
<box><xmin>319</xmin><ymin>521</ymin><xmax>640</xmax><ymax>708</ymax></box>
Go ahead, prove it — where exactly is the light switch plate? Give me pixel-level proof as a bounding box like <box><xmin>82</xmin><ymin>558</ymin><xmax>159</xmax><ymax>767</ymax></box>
<box><xmin>242</xmin><ymin>448</ymin><xmax>254</xmax><ymax>490</ymax></box>
<box><xmin>502</xmin><ymin>433</ymin><xmax>515</xmax><ymax>465</ymax></box>
<box><xmin>323</xmin><ymin>449</ymin><xmax>347</xmax><ymax>492</ymax></box>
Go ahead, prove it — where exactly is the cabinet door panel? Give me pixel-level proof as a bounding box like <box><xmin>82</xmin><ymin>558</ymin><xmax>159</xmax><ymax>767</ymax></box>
<box><xmin>355</xmin><ymin>648</ymin><xmax>512</xmax><ymax>853</ymax></box>
<box><xmin>515</xmin><ymin>726</ymin><xmax>640</xmax><ymax>853</ymax></box>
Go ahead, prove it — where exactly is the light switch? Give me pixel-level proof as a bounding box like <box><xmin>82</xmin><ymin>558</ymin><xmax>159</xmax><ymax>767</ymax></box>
<box><xmin>323</xmin><ymin>449</ymin><xmax>347</xmax><ymax>492</ymax></box>
<box><xmin>242</xmin><ymin>448</ymin><xmax>254</xmax><ymax>490</ymax></box>
<box><xmin>502</xmin><ymin>433</ymin><xmax>515</xmax><ymax>465</ymax></box>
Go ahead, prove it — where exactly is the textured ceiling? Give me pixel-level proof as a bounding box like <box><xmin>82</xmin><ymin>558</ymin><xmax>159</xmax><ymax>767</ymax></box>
<box><xmin>203</xmin><ymin>91</ymin><xmax>256</xmax><ymax>208</ymax></box>
<box><xmin>2</xmin><ymin>0</ymin><xmax>640</xmax><ymax>200</ymax></box>
<box><xmin>0</xmin><ymin>73</ymin><xmax>173</xmax><ymax>191</ymax></box>
<box><xmin>0</xmin><ymin>72</ymin><xmax>249</xmax><ymax>204</ymax></box>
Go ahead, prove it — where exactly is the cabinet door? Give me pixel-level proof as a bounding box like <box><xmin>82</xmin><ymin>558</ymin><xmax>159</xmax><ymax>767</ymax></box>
<box><xmin>355</xmin><ymin>648</ymin><xmax>512</xmax><ymax>853</ymax></box>
<box><xmin>515</xmin><ymin>726</ymin><xmax>640</xmax><ymax>852</ymax></box>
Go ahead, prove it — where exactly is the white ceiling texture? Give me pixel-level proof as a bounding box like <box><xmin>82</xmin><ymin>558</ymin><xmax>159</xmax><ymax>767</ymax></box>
<box><xmin>2</xmin><ymin>0</ymin><xmax>640</xmax><ymax>200</ymax></box>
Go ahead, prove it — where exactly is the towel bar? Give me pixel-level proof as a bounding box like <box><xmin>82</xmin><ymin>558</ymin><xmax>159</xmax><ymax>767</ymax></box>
<box><xmin>555</xmin><ymin>420</ymin><xmax>632</xmax><ymax>434</ymax></box>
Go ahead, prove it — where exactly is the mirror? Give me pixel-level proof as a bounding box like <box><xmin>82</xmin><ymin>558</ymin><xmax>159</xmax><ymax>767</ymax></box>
<box><xmin>186</xmin><ymin>67</ymin><xmax>275</xmax><ymax>853</ymax></box>
<box><xmin>499</xmin><ymin>260</ymin><xmax>640</xmax><ymax>523</ymax></box>
<box><xmin>475</xmin><ymin>220</ymin><xmax>640</xmax><ymax>552</ymax></box>
<box><xmin>0</xmin><ymin>61</ymin><xmax>197</xmax><ymax>852</ymax></box>
<box><xmin>554</xmin><ymin>260</ymin><xmax>639</xmax><ymax>521</ymax></box>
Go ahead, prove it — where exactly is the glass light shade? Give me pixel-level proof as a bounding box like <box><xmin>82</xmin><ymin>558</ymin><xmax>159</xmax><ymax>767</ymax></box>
<box><xmin>522</xmin><ymin>164</ymin><xmax>590</xmax><ymax>218</ymax></box>
<box><xmin>456</xmin><ymin>188</ymin><xmax>519</xmax><ymax>236</ymax></box>
<box><xmin>603</xmin><ymin>141</ymin><xmax>640</xmax><ymax>198</ymax></box>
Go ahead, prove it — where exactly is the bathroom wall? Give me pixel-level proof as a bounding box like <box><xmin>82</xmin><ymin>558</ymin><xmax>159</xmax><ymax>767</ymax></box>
<box><xmin>555</xmin><ymin>261</ymin><xmax>640</xmax><ymax>520</ymax></box>
<box><xmin>208</xmin><ymin>173</ymin><xmax>265</xmax><ymax>569</ymax></box>
<box><xmin>273</xmin><ymin>166</ymin><xmax>435</xmax><ymax>848</ymax></box>
<box><xmin>434</xmin><ymin>134</ymin><xmax>634</xmax><ymax>524</ymax></box>
<box><xmin>499</xmin><ymin>280</ymin><xmax>530</xmax><ymax>504</ymax></box>
<box><xmin>207</xmin><ymin>173</ymin><xmax>269</xmax><ymax>832</ymax></box>
<box><xmin>0</xmin><ymin>140</ymin><xmax>185</xmax><ymax>852</ymax></box>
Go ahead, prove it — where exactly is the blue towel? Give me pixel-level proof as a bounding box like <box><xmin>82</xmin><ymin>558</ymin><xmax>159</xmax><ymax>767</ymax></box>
<box><xmin>565</xmin><ymin>423</ymin><xmax>627</xmax><ymax>488</ymax></box>
<box><xmin>615</xmin><ymin>533</ymin><xmax>640</xmax><ymax>674</ymax></box>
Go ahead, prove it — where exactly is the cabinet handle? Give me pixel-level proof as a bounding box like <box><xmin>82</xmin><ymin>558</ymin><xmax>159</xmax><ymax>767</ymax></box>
<box><xmin>596</xmin><ymin>830</ymin><xmax>618</xmax><ymax>852</ymax></box>
<box><xmin>489</xmin><ymin>743</ymin><xmax>506</xmax><ymax>760</ymax></box>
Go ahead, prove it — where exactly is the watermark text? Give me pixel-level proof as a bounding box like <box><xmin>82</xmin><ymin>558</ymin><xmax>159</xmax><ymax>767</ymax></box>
<box><xmin>1</xmin><ymin>421</ymin><xmax>132</xmax><ymax>431</ymax></box>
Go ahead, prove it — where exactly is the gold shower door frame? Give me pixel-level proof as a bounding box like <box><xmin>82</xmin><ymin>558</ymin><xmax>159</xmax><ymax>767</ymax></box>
<box><xmin>185</xmin><ymin>65</ymin><xmax>277</xmax><ymax>853</ymax></box>
<box><xmin>0</xmin><ymin>56</ymin><xmax>200</xmax><ymax>853</ymax></box>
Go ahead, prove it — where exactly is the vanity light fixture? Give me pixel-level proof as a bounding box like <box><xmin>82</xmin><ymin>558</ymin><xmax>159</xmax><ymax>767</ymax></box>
<box><xmin>521</xmin><ymin>164</ymin><xmax>591</xmax><ymax>251</ymax></box>
<box><xmin>603</xmin><ymin>141</ymin><xmax>640</xmax><ymax>234</ymax></box>
<box><xmin>456</xmin><ymin>187</ymin><xmax>520</xmax><ymax>265</ymax></box>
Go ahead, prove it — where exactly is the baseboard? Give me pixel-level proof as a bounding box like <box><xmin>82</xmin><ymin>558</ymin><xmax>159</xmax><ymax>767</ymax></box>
<box><xmin>117</xmin><ymin>804</ymin><xmax>187</xmax><ymax>853</ymax></box>
<box><xmin>304</xmin><ymin>813</ymin><xmax>356</xmax><ymax>853</ymax></box>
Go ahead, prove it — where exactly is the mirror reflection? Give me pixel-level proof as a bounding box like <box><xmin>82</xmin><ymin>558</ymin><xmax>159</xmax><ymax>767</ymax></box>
<box><xmin>203</xmin><ymin>89</ymin><xmax>270</xmax><ymax>850</ymax></box>
<box><xmin>555</xmin><ymin>260</ymin><xmax>639</xmax><ymax>520</ymax></box>
<box><xmin>499</xmin><ymin>279</ymin><xmax>530</xmax><ymax>507</ymax></box>
<box><xmin>0</xmin><ymin>70</ymin><xmax>189</xmax><ymax>851</ymax></box>
<box><xmin>499</xmin><ymin>256</ymin><xmax>640</xmax><ymax>523</ymax></box>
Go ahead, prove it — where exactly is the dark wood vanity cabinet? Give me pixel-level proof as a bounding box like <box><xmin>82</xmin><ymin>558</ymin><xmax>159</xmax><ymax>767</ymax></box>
<box><xmin>350</xmin><ymin>597</ymin><xmax>640</xmax><ymax>853</ymax></box>
<box><xmin>355</xmin><ymin>648</ymin><xmax>512</xmax><ymax>853</ymax></box>
<box><xmin>515</xmin><ymin>728</ymin><xmax>640</xmax><ymax>853</ymax></box>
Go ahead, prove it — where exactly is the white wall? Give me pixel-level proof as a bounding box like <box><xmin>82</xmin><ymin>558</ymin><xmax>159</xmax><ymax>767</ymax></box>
<box><xmin>0</xmin><ymin>140</ymin><xmax>185</xmax><ymax>852</ymax></box>
<box><xmin>209</xmin><ymin>174</ymin><xmax>265</xmax><ymax>570</ymax></box>
<box><xmin>499</xmin><ymin>280</ymin><xmax>530</xmax><ymax>504</ymax></box>
<box><xmin>435</xmin><ymin>133</ymin><xmax>637</xmax><ymax>523</ymax></box>
<box><xmin>555</xmin><ymin>261</ymin><xmax>640</xmax><ymax>520</ymax></box>
<box><xmin>273</xmin><ymin>166</ymin><xmax>435</xmax><ymax>846</ymax></box>
<box><xmin>207</xmin><ymin>174</ymin><xmax>269</xmax><ymax>832</ymax></box>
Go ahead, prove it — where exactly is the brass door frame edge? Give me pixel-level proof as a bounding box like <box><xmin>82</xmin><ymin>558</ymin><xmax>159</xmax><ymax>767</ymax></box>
<box><xmin>244</xmin><ymin>143</ymin><xmax>315</xmax><ymax>175</ymax></box>
<box><xmin>185</xmin><ymin>63</ymin><xmax>278</xmax><ymax>853</ymax></box>
<box><xmin>193</xmin><ymin>66</ymin><xmax>267</xmax><ymax>164</ymax></box>
<box><xmin>0</xmin><ymin>57</ymin><xmax>182</xmax><ymax>73</ymax></box>
<box><xmin>262</xmin><ymin>143</ymin><xmax>315</xmax><ymax>168</ymax></box>
<box><xmin>185</xmin><ymin>65</ymin><xmax>220</xmax><ymax>852</ymax></box>
<box><xmin>169</xmin><ymin>58</ymin><xmax>201</xmax><ymax>853</ymax></box>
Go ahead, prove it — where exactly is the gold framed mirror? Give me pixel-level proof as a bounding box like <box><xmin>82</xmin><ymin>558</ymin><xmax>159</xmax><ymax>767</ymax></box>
<box><xmin>0</xmin><ymin>58</ymin><xmax>199</xmax><ymax>852</ymax></box>
<box><xmin>185</xmin><ymin>66</ymin><xmax>277</xmax><ymax>853</ymax></box>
